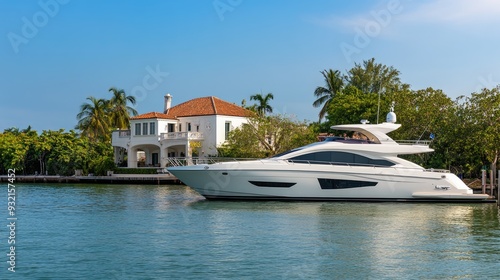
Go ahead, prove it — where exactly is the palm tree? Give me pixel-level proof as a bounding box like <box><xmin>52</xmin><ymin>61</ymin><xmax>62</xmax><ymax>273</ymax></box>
<box><xmin>108</xmin><ymin>87</ymin><xmax>138</xmax><ymax>129</ymax></box>
<box><xmin>313</xmin><ymin>69</ymin><xmax>344</xmax><ymax>122</ymax></box>
<box><xmin>346</xmin><ymin>58</ymin><xmax>401</xmax><ymax>95</ymax></box>
<box><xmin>250</xmin><ymin>92</ymin><xmax>274</xmax><ymax>116</ymax></box>
<box><xmin>76</xmin><ymin>96</ymin><xmax>111</xmax><ymax>141</ymax></box>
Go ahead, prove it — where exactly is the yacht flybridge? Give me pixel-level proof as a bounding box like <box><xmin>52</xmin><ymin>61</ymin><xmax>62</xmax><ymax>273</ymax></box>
<box><xmin>168</xmin><ymin>111</ymin><xmax>492</xmax><ymax>202</ymax></box>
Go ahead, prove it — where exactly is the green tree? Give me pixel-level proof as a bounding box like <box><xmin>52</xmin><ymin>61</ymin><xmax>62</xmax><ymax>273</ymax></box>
<box><xmin>387</xmin><ymin>88</ymin><xmax>453</xmax><ymax>141</ymax></box>
<box><xmin>32</xmin><ymin>130</ymin><xmax>51</xmax><ymax>175</ymax></box>
<box><xmin>219</xmin><ymin>114</ymin><xmax>317</xmax><ymax>158</ymax></box>
<box><xmin>84</xmin><ymin>139</ymin><xmax>114</xmax><ymax>175</ymax></box>
<box><xmin>241</xmin><ymin>98</ymin><xmax>257</xmax><ymax>113</ymax></box>
<box><xmin>76</xmin><ymin>96</ymin><xmax>111</xmax><ymax>142</ymax></box>
<box><xmin>313</xmin><ymin>69</ymin><xmax>344</xmax><ymax>122</ymax></box>
<box><xmin>345</xmin><ymin>58</ymin><xmax>402</xmax><ymax>95</ymax></box>
<box><xmin>323</xmin><ymin>85</ymin><xmax>378</xmax><ymax>128</ymax></box>
<box><xmin>250</xmin><ymin>92</ymin><xmax>274</xmax><ymax>116</ymax></box>
<box><xmin>45</xmin><ymin>130</ymin><xmax>73</xmax><ymax>175</ymax></box>
<box><xmin>318</xmin><ymin>85</ymin><xmax>458</xmax><ymax>169</ymax></box>
<box><xmin>437</xmin><ymin>97</ymin><xmax>483</xmax><ymax>176</ymax></box>
<box><xmin>108</xmin><ymin>87</ymin><xmax>138</xmax><ymax>129</ymax></box>
<box><xmin>314</xmin><ymin>59</ymin><xmax>405</xmax><ymax>125</ymax></box>
<box><xmin>459</xmin><ymin>86</ymin><xmax>500</xmax><ymax>177</ymax></box>
<box><xmin>0</xmin><ymin>127</ymin><xmax>116</xmax><ymax>176</ymax></box>
<box><xmin>345</xmin><ymin>58</ymin><xmax>406</xmax><ymax>124</ymax></box>
<box><xmin>1</xmin><ymin>128</ymin><xmax>35</xmax><ymax>174</ymax></box>
<box><xmin>387</xmin><ymin>88</ymin><xmax>455</xmax><ymax>168</ymax></box>
<box><xmin>45</xmin><ymin>130</ymin><xmax>114</xmax><ymax>176</ymax></box>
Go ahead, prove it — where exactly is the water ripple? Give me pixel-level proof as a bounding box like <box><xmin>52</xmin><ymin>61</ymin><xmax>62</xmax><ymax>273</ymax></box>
<box><xmin>4</xmin><ymin>184</ymin><xmax>499</xmax><ymax>279</ymax></box>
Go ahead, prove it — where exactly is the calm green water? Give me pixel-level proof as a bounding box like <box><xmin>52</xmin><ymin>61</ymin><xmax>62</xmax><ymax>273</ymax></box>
<box><xmin>2</xmin><ymin>184</ymin><xmax>500</xmax><ymax>279</ymax></box>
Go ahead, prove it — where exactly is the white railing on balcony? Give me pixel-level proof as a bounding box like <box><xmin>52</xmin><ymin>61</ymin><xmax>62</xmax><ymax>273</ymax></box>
<box><xmin>118</xmin><ymin>130</ymin><xmax>131</xmax><ymax>138</ymax></box>
<box><xmin>160</xmin><ymin>132</ymin><xmax>203</xmax><ymax>140</ymax></box>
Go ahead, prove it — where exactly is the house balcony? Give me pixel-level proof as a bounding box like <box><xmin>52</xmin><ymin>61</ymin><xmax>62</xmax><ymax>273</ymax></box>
<box><xmin>111</xmin><ymin>130</ymin><xmax>131</xmax><ymax>148</ymax></box>
<box><xmin>160</xmin><ymin>132</ymin><xmax>204</xmax><ymax>141</ymax></box>
<box><xmin>116</xmin><ymin>130</ymin><xmax>131</xmax><ymax>137</ymax></box>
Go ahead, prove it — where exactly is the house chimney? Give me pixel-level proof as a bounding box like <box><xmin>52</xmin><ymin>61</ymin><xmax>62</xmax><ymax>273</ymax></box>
<box><xmin>164</xmin><ymin>94</ymin><xmax>172</xmax><ymax>113</ymax></box>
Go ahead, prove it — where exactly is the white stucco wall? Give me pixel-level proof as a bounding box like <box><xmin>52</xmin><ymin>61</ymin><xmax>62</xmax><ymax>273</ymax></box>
<box><xmin>175</xmin><ymin>115</ymin><xmax>248</xmax><ymax>156</ymax></box>
<box><xmin>157</xmin><ymin>119</ymin><xmax>177</xmax><ymax>133</ymax></box>
<box><xmin>177</xmin><ymin>115</ymin><xmax>218</xmax><ymax>156</ymax></box>
<box><xmin>215</xmin><ymin>115</ymin><xmax>248</xmax><ymax>145</ymax></box>
<box><xmin>113</xmin><ymin>113</ymin><xmax>249</xmax><ymax>165</ymax></box>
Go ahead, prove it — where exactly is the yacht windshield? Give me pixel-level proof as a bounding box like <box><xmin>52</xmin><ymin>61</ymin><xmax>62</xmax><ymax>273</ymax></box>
<box><xmin>271</xmin><ymin>148</ymin><xmax>304</xmax><ymax>158</ymax></box>
<box><xmin>324</xmin><ymin>136</ymin><xmax>376</xmax><ymax>144</ymax></box>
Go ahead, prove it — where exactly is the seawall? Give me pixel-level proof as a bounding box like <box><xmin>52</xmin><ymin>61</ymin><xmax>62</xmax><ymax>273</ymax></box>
<box><xmin>0</xmin><ymin>174</ymin><xmax>183</xmax><ymax>185</ymax></box>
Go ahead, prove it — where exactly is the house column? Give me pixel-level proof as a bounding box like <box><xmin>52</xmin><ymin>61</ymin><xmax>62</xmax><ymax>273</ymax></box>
<box><xmin>185</xmin><ymin>140</ymin><xmax>192</xmax><ymax>165</ymax></box>
<box><xmin>113</xmin><ymin>147</ymin><xmax>120</xmax><ymax>164</ymax></box>
<box><xmin>160</xmin><ymin>143</ymin><xmax>167</xmax><ymax>168</ymax></box>
<box><xmin>128</xmin><ymin>147</ymin><xmax>137</xmax><ymax>168</ymax></box>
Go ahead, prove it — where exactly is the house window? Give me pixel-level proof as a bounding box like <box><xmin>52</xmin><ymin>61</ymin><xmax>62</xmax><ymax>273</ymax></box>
<box><xmin>142</xmin><ymin>123</ymin><xmax>148</xmax><ymax>135</ymax></box>
<box><xmin>225</xmin><ymin>122</ymin><xmax>231</xmax><ymax>140</ymax></box>
<box><xmin>196</xmin><ymin>125</ymin><xmax>200</xmax><ymax>132</ymax></box>
<box><xmin>168</xmin><ymin>123</ymin><xmax>175</xmax><ymax>133</ymax></box>
<box><xmin>179</xmin><ymin>124</ymin><xmax>182</xmax><ymax>132</ymax></box>
<box><xmin>187</xmin><ymin>122</ymin><xmax>192</xmax><ymax>132</ymax></box>
<box><xmin>149</xmin><ymin>122</ymin><xmax>155</xmax><ymax>135</ymax></box>
<box><xmin>135</xmin><ymin>123</ymin><xmax>141</xmax><ymax>135</ymax></box>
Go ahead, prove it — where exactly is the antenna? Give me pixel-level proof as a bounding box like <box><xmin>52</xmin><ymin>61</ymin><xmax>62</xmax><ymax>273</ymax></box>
<box><xmin>376</xmin><ymin>91</ymin><xmax>381</xmax><ymax>124</ymax></box>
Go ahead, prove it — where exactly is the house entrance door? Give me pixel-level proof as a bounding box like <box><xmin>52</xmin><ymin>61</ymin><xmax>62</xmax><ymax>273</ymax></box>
<box><xmin>152</xmin><ymin>153</ymin><xmax>159</xmax><ymax>166</ymax></box>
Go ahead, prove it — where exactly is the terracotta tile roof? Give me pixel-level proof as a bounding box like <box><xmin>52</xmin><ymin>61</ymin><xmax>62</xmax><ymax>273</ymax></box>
<box><xmin>164</xmin><ymin>96</ymin><xmax>251</xmax><ymax>118</ymax></box>
<box><xmin>130</xmin><ymin>112</ymin><xmax>175</xmax><ymax>120</ymax></box>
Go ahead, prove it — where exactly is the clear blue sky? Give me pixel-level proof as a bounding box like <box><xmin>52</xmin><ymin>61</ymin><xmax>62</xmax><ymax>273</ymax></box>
<box><xmin>2</xmin><ymin>0</ymin><xmax>500</xmax><ymax>131</ymax></box>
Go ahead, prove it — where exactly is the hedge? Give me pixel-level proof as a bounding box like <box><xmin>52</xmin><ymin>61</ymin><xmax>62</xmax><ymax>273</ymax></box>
<box><xmin>114</xmin><ymin>168</ymin><xmax>158</xmax><ymax>174</ymax></box>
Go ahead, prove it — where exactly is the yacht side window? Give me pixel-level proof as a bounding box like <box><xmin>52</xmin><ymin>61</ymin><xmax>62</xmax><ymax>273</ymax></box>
<box><xmin>289</xmin><ymin>151</ymin><xmax>394</xmax><ymax>166</ymax></box>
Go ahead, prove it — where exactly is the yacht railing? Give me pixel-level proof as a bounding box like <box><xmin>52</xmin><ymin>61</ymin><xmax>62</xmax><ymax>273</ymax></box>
<box><xmin>165</xmin><ymin>157</ymin><xmax>257</xmax><ymax>166</ymax></box>
<box><xmin>285</xmin><ymin>159</ymin><xmax>395</xmax><ymax>169</ymax></box>
<box><xmin>396</xmin><ymin>140</ymin><xmax>432</xmax><ymax>146</ymax></box>
<box><xmin>423</xmin><ymin>168</ymin><xmax>450</xmax><ymax>173</ymax></box>
<box><xmin>165</xmin><ymin>157</ymin><xmax>451</xmax><ymax>173</ymax></box>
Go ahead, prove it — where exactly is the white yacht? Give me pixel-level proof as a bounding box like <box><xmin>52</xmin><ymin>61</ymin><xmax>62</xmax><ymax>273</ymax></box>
<box><xmin>168</xmin><ymin>111</ymin><xmax>492</xmax><ymax>202</ymax></box>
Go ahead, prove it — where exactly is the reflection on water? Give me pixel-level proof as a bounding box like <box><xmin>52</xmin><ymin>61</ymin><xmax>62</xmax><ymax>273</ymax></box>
<box><xmin>187</xmin><ymin>199</ymin><xmax>500</xmax><ymax>279</ymax></box>
<box><xmin>8</xmin><ymin>184</ymin><xmax>500</xmax><ymax>279</ymax></box>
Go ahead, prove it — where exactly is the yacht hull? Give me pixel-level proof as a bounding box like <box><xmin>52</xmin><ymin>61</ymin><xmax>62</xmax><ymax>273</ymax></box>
<box><xmin>168</xmin><ymin>162</ymin><xmax>493</xmax><ymax>202</ymax></box>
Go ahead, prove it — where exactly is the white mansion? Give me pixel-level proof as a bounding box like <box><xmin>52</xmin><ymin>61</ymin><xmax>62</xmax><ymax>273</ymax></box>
<box><xmin>111</xmin><ymin>94</ymin><xmax>250</xmax><ymax>168</ymax></box>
